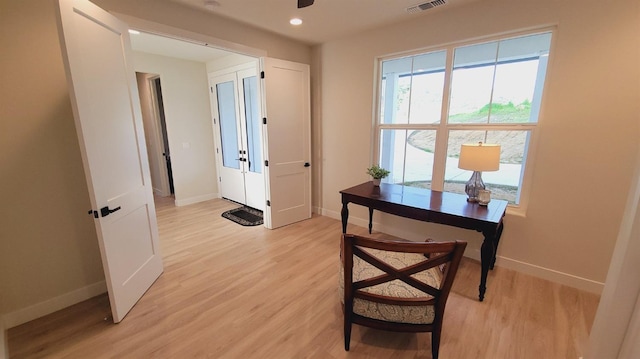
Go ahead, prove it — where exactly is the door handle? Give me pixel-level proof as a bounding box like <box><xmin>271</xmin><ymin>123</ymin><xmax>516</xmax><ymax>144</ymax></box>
<box><xmin>100</xmin><ymin>206</ymin><xmax>121</xmax><ymax>217</ymax></box>
<box><xmin>304</xmin><ymin>162</ymin><xmax>311</xmax><ymax>167</ymax></box>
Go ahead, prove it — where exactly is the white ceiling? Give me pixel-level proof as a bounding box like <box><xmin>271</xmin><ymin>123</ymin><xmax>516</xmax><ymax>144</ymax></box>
<box><xmin>167</xmin><ymin>0</ymin><xmax>479</xmax><ymax>45</ymax></box>
<box><xmin>129</xmin><ymin>0</ymin><xmax>479</xmax><ymax>63</ymax></box>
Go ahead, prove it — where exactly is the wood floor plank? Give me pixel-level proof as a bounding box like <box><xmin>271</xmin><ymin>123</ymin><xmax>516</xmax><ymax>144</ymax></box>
<box><xmin>8</xmin><ymin>197</ymin><xmax>599</xmax><ymax>358</ymax></box>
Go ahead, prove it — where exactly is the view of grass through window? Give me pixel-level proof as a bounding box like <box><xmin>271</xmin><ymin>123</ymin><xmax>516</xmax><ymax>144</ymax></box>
<box><xmin>377</xmin><ymin>31</ymin><xmax>552</xmax><ymax>205</ymax></box>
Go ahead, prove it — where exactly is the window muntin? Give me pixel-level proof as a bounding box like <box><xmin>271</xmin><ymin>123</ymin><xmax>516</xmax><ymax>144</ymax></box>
<box><xmin>376</xmin><ymin>31</ymin><xmax>552</xmax><ymax>206</ymax></box>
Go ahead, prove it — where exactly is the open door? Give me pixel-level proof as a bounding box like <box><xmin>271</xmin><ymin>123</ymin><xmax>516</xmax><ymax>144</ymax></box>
<box><xmin>56</xmin><ymin>0</ymin><xmax>163</xmax><ymax>322</ymax></box>
<box><xmin>261</xmin><ymin>58</ymin><xmax>311</xmax><ymax>229</ymax></box>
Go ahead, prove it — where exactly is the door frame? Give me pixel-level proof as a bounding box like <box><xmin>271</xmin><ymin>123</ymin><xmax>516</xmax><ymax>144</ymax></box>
<box><xmin>111</xmin><ymin>12</ymin><xmax>267</xmax><ymax>59</ymax></box>
<box><xmin>114</xmin><ymin>13</ymin><xmax>311</xmax><ymax>228</ymax></box>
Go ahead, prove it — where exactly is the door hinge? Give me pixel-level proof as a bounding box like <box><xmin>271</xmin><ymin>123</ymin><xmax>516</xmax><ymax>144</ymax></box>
<box><xmin>219</xmin><ymin>176</ymin><xmax>222</xmax><ymax>182</ymax></box>
<box><xmin>260</xmin><ymin>71</ymin><xmax>265</xmax><ymax>79</ymax></box>
<box><xmin>213</xmin><ymin>117</ymin><xmax>217</xmax><ymax>125</ymax></box>
<box><xmin>266</xmin><ymin>200</ymin><xmax>271</xmax><ymax>207</ymax></box>
<box><xmin>262</xmin><ymin>117</ymin><xmax>267</xmax><ymax>125</ymax></box>
<box><xmin>210</xmin><ymin>86</ymin><xmax>213</xmax><ymax>93</ymax></box>
<box><xmin>264</xmin><ymin>160</ymin><xmax>269</xmax><ymax>166</ymax></box>
<box><xmin>216</xmin><ymin>148</ymin><xmax>219</xmax><ymax>153</ymax></box>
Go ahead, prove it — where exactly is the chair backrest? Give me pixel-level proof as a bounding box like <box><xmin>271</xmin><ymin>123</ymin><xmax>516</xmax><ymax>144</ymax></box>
<box><xmin>342</xmin><ymin>234</ymin><xmax>467</xmax><ymax>325</ymax></box>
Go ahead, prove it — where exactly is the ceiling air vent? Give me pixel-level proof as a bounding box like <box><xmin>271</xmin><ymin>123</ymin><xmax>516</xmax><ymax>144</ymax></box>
<box><xmin>406</xmin><ymin>0</ymin><xmax>447</xmax><ymax>13</ymax></box>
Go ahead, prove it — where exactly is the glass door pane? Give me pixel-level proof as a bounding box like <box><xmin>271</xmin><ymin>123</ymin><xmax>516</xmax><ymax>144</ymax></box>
<box><xmin>216</xmin><ymin>81</ymin><xmax>240</xmax><ymax>169</ymax></box>
<box><xmin>243</xmin><ymin>76</ymin><xmax>262</xmax><ymax>173</ymax></box>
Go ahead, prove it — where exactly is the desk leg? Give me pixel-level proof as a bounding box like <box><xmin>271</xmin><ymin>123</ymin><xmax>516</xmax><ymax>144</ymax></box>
<box><xmin>341</xmin><ymin>202</ymin><xmax>349</xmax><ymax>233</ymax></box>
<box><xmin>491</xmin><ymin>222</ymin><xmax>504</xmax><ymax>270</ymax></box>
<box><xmin>479</xmin><ymin>229</ymin><xmax>497</xmax><ymax>302</ymax></box>
<box><xmin>368</xmin><ymin>208</ymin><xmax>373</xmax><ymax>234</ymax></box>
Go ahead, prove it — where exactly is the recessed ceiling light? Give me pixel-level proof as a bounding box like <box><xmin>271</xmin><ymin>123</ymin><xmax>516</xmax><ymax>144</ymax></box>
<box><xmin>290</xmin><ymin>18</ymin><xmax>303</xmax><ymax>26</ymax></box>
<box><xmin>128</xmin><ymin>29</ymin><xmax>140</xmax><ymax>35</ymax></box>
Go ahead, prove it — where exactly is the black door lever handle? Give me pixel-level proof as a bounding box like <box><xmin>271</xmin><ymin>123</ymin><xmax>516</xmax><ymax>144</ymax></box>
<box><xmin>304</xmin><ymin>162</ymin><xmax>311</xmax><ymax>167</ymax></box>
<box><xmin>100</xmin><ymin>206</ymin><xmax>121</xmax><ymax>218</ymax></box>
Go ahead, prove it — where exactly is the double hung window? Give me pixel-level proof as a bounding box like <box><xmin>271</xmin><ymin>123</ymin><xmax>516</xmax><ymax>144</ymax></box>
<box><xmin>376</xmin><ymin>30</ymin><xmax>553</xmax><ymax>206</ymax></box>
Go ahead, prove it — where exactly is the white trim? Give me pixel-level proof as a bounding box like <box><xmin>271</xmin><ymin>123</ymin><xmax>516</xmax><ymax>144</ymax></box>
<box><xmin>208</xmin><ymin>62</ymin><xmax>257</xmax><ymax>79</ymax></box>
<box><xmin>174</xmin><ymin>192</ymin><xmax>219</xmax><ymax>207</ymax></box>
<box><xmin>2</xmin><ymin>281</ymin><xmax>107</xmax><ymax>329</ymax></box>
<box><xmin>495</xmin><ymin>256</ymin><xmax>603</xmax><ymax>294</ymax></box>
<box><xmin>324</xmin><ymin>208</ymin><xmax>604</xmax><ymax>294</ymax></box>
<box><xmin>110</xmin><ymin>12</ymin><xmax>267</xmax><ymax>58</ymax></box>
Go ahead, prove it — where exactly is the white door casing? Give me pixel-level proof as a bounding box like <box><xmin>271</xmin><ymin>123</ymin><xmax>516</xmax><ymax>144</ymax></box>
<box><xmin>261</xmin><ymin>58</ymin><xmax>311</xmax><ymax>229</ymax></box>
<box><xmin>56</xmin><ymin>0</ymin><xmax>163</xmax><ymax>323</ymax></box>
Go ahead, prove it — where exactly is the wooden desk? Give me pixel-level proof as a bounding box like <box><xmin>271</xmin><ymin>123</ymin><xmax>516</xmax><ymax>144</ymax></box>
<box><xmin>340</xmin><ymin>181</ymin><xmax>507</xmax><ymax>301</ymax></box>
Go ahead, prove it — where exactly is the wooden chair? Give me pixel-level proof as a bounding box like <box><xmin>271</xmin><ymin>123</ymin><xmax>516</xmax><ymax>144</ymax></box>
<box><xmin>340</xmin><ymin>234</ymin><xmax>467</xmax><ymax>359</ymax></box>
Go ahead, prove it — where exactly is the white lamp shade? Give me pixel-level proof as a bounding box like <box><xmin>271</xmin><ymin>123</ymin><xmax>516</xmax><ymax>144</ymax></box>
<box><xmin>458</xmin><ymin>143</ymin><xmax>501</xmax><ymax>171</ymax></box>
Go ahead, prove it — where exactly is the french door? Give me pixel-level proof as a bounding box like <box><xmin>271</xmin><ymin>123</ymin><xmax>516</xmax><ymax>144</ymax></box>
<box><xmin>211</xmin><ymin>67</ymin><xmax>265</xmax><ymax>211</ymax></box>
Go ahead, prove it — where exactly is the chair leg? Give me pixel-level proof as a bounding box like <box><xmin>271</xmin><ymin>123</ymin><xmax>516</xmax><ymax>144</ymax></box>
<box><xmin>431</xmin><ymin>327</ymin><xmax>442</xmax><ymax>359</ymax></box>
<box><xmin>344</xmin><ymin>322</ymin><xmax>351</xmax><ymax>351</ymax></box>
<box><xmin>344</xmin><ymin>319</ymin><xmax>352</xmax><ymax>351</ymax></box>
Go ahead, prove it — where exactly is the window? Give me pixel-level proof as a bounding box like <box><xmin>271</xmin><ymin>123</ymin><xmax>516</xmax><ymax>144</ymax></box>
<box><xmin>376</xmin><ymin>31</ymin><xmax>552</xmax><ymax>206</ymax></box>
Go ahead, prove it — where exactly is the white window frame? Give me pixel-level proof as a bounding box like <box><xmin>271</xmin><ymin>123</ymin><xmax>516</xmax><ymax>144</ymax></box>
<box><xmin>372</xmin><ymin>27</ymin><xmax>556</xmax><ymax>215</ymax></box>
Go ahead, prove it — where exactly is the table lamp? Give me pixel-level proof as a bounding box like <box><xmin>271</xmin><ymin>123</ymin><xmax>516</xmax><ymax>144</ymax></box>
<box><xmin>458</xmin><ymin>142</ymin><xmax>501</xmax><ymax>202</ymax></box>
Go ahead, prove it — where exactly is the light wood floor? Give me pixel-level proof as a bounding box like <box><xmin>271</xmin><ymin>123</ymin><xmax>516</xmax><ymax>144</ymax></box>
<box><xmin>8</xmin><ymin>197</ymin><xmax>600</xmax><ymax>358</ymax></box>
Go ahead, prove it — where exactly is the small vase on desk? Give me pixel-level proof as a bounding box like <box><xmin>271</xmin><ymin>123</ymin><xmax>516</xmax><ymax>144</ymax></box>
<box><xmin>372</xmin><ymin>178</ymin><xmax>381</xmax><ymax>186</ymax></box>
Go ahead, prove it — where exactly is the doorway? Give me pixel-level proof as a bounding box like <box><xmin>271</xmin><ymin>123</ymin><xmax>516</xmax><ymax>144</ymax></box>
<box><xmin>210</xmin><ymin>66</ymin><xmax>265</xmax><ymax>211</ymax></box>
<box><xmin>129</xmin><ymin>28</ymin><xmax>311</xmax><ymax>228</ymax></box>
<box><xmin>151</xmin><ymin>77</ymin><xmax>175</xmax><ymax>195</ymax></box>
<box><xmin>136</xmin><ymin>72</ymin><xmax>174</xmax><ymax>197</ymax></box>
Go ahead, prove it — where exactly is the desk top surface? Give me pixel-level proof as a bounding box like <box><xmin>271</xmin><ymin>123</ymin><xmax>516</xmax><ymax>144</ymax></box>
<box><xmin>340</xmin><ymin>182</ymin><xmax>508</xmax><ymax>225</ymax></box>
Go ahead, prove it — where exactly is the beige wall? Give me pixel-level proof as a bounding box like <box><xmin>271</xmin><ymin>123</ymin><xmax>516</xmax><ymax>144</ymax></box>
<box><xmin>133</xmin><ymin>52</ymin><xmax>218</xmax><ymax>205</ymax></box>
<box><xmin>0</xmin><ymin>0</ymin><xmax>104</xmax><ymax>318</ymax></box>
<box><xmin>315</xmin><ymin>0</ymin><xmax>640</xmax><ymax>289</ymax></box>
<box><xmin>0</xmin><ymin>0</ymin><xmax>310</xmax><ymax>328</ymax></box>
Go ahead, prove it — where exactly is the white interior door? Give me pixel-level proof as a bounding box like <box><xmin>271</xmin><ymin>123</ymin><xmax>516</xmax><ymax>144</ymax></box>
<box><xmin>56</xmin><ymin>0</ymin><xmax>163</xmax><ymax>323</ymax></box>
<box><xmin>261</xmin><ymin>58</ymin><xmax>311</xmax><ymax>229</ymax></box>
<box><xmin>210</xmin><ymin>68</ymin><xmax>265</xmax><ymax>211</ymax></box>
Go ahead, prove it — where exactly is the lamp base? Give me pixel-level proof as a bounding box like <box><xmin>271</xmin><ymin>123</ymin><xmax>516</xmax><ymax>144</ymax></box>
<box><xmin>465</xmin><ymin>171</ymin><xmax>486</xmax><ymax>202</ymax></box>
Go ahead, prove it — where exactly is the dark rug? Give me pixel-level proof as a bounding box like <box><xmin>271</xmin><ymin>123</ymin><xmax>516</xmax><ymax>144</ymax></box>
<box><xmin>221</xmin><ymin>206</ymin><xmax>263</xmax><ymax>226</ymax></box>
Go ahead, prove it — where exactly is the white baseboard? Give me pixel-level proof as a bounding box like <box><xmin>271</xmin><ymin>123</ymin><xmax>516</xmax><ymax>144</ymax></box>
<box><xmin>174</xmin><ymin>192</ymin><xmax>218</xmax><ymax>207</ymax></box>
<box><xmin>2</xmin><ymin>281</ymin><xmax>107</xmax><ymax>329</ymax></box>
<box><xmin>322</xmin><ymin>208</ymin><xmax>604</xmax><ymax>294</ymax></box>
<box><xmin>496</xmin><ymin>256</ymin><xmax>604</xmax><ymax>294</ymax></box>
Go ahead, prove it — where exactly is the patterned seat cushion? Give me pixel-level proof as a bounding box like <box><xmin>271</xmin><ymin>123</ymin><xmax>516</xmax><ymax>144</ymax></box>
<box><xmin>339</xmin><ymin>247</ymin><xmax>442</xmax><ymax>325</ymax></box>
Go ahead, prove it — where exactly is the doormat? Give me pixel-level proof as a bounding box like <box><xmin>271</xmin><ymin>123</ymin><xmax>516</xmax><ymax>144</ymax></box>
<box><xmin>221</xmin><ymin>206</ymin><xmax>263</xmax><ymax>226</ymax></box>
